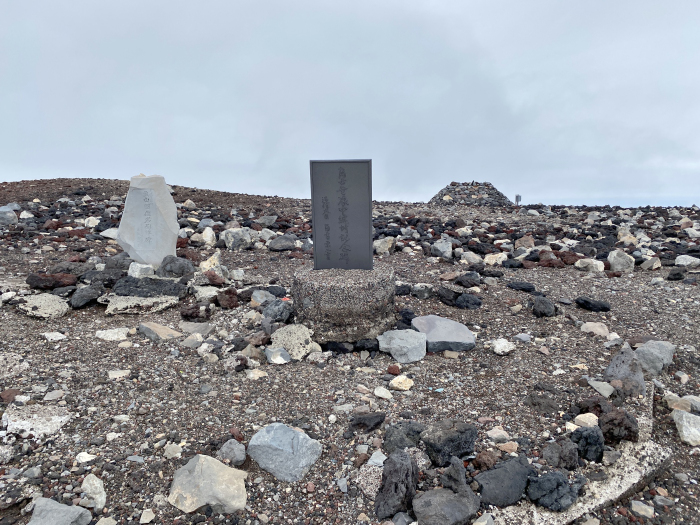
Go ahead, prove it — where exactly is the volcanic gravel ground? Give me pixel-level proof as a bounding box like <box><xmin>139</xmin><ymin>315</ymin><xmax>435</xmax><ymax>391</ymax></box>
<box><xmin>0</xmin><ymin>178</ymin><xmax>699</xmax><ymax>525</ymax></box>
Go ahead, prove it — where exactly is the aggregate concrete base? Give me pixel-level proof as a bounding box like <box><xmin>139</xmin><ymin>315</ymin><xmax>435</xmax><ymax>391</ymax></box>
<box><xmin>292</xmin><ymin>264</ymin><xmax>395</xmax><ymax>343</ymax></box>
<box><xmin>494</xmin><ymin>382</ymin><xmax>673</xmax><ymax>525</ymax></box>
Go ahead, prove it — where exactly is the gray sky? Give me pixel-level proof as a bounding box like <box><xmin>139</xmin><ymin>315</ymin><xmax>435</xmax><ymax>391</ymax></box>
<box><xmin>2</xmin><ymin>1</ymin><xmax>699</xmax><ymax>206</ymax></box>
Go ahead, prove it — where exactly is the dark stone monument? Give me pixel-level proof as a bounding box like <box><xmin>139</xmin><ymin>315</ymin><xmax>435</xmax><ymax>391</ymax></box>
<box><xmin>292</xmin><ymin>160</ymin><xmax>395</xmax><ymax>343</ymax></box>
<box><xmin>310</xmin><ymin>160</ymin><xmax>372</xmax><ymax>270</ymax></box>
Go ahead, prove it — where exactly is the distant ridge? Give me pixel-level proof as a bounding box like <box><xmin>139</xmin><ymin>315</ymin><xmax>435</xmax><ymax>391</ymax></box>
<box><xmin>428</xmin><ymin>181</ymin><xmax>514</xmax><ymax>207</ymax></box>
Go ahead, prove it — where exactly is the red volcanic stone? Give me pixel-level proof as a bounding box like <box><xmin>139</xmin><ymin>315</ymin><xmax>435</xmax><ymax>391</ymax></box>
<box><xmin>204</xmin><ymin>270</ymin><xmax>226</xmax><ymax>286</ymax></box>
<box><xmin>43</xmin><ymin>219</ymin><xmax>61</xmax><ymax>230</ymax></box>
<box><xmin>176</xmin><ymin>237</ymin><xmax>189</xmax><ymax>248</ymax></box>
<box><xmin>216</xmin><ymin>288</ymin><xmax>239</xmax><ymax>309</ymax></box>
<box><xmin>249</xmin><ymin>222</ymin><xmax>262</xmax><ymax>232</ymax></box>
<box><xmin>603</xmin><ymin>261</ymin><xmax>611</xmax><ymax>271</ymax></box>
<box><xmin>539</xmin><ymin>258</ymin><xmax>566</xmax><ymax>268</ymax></box>
<box><xmin>68</xmin><ymin>229</ymin><xmax>87</xmax><ymax>238</ymax></box>
<box><xmin>387</xmin><ymin>364</ymin><xmax>401</xmax><ymax>376</ymax></box>
<box><xmin>288</xmin><ymin>251</ymin><xmax>304</xmax><ymax>259</ymax></box>
<box><xmin>301</xmin><ymin>223</ymin><xmax>311</xmax><ymax>231</ymax></box>
<box><xmin>230</xmin><ymin>426</ymin><xmax>245</xmax><ymax>442</ymax></box>
<box><xmin>0</xmin><ymin>388</ymin><xmax>21</xmax><ymax>403</ymax></box>
<box><xmin>26</xmin><ymin>273</ymin><xmax>77</xmax><ymax>290</ymax></box>
<box><xmin>606</xmin><ymin>271</ymin><xmax>623</xmax><ymax>278</ymax></box>
<box><xmin>522</xmin><ymin>260</ymin><xmax>538</xmax><ymax>269</ymax></box>
<box><xmin>558</xmin><ymin>252</ymin><xmax>583</xmax><ymax>265</ymax></box>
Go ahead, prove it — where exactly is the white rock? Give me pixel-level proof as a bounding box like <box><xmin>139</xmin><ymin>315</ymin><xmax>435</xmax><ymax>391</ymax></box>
<box><xmin>608</xmin><ymin>249</ymin><xmax>635</xmax><ymax>273</ymax></box>
<box><xmin>491</xmin><ymin>338</ymin><xmax>515</xmax><ymax>355</ymax></box>
<box><xmin>168</xmin><ymin>455</ymin><xmax>247</xmax><ymax>513</ymax></box>
<box><xmin>374</xmin><ymin>386</ymin><xmax>393</xmax><ymax>400</ymax></box>
<box><xmin>108</xmin><ymin>370</ymin><xmax>131</xmax><ymax>380</ymax></box>
<box><xmin>574</xmin><ymin>258</ymin><xmax>604</xmax><ymax>272</ymax></box>
<box><xmin>673</xmin><ymin>410</ymin><xmax>700</xmax><ymax>446</ymax></box>
<box><xmin>139</xmin><ymin>509</ymin><xmax>156</xmax><ymax>524</ymax></box>
<box><xmin>80</xmin><ymin>473</ymin><xmax>107</xmax><ymax>510</ymax></box>
<box><xmin>484</xmin><ymin>252</ymin><xmax>508</xmax><ymax>266</ymax></box>
<box><xmin>95</xmin><ymin>327</ymin><xmax>130</xmax><ymax>341</ymax></box>
<box><xmin>486</xmin><ymin>426</ymin><xmax>510</xmax><ymax>443</ymax></box>
<box><xmin>270</xmin><ymin>325</ymin><xmax>315</xmax><ymax>360</ymax></box>
<box><xmin>117</xmin><ymin>174</ymin><xmax>179</xmax><ymax>266</ymax></box>
<box><xmin>2</xmin><ymin>404</ymin><xmax>71</xmax><ymax>437</ymax></box>
<box><xmin>574</xmin><ymin>413</ymin><xmax>599</xmax><ymax>427</ymax></box>
<box><xmin>128</xmin><ymin>262</ymin><xmax>155</xmax><ymax>278</ymax></box>
<box><xmin>581</xmin><ymin>322</ymin><xmax>609</xmax><ymax>337</ymax></box>
<box><xmin>0</xmin><ymin>352</ymin><xmax>29</xmax><ymax>379</ymax></box>
<box><xmin>41</xmin><ymin>331</ymin><xmax>66</xmax><ymax>342</ymax></box>
<box><xmin>676</xmin><ymin>255</ymin><xmax>700</xmax><ymax>268</ymax></box>
<box><xmin>77</xmin><ymin>451</ymin><xmax>97</xmax><ymax>463</ymax></box>
<box><xmin>389</xmin><ymin>375</ymin><xmax>414</xmax><ymax>391</ymax></box>
<box><xmin>17</xmin><ymin>294</ymin><xmax>69</xmax><ymax>319</ymax></box>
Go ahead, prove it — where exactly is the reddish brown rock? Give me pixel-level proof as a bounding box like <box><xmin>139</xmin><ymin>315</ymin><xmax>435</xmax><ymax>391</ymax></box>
<box><xmin>26</xmin><ymin>273</ymin><xmax>78</xmax><ymax>290</ymax></box>
<box><xmin>387</xmin><ymin>364</ymin><xmax>401</xmax><ymax>376</ymax></box>
<box><xmin>538</xmin><ymin>258</ymin><xmax>566</xmax><ymax>268</ymax></box>
<box><xmin>473</xmin><ymin>450</ymin><xmax>499</xmax><ymax>470</ymax></box>
<box><xmin>176</xmin><ymin>237</ymin><xmax>189</xmax><ymax>248</ymax></box>
<box><xmin>216</xmin><ymin>288</ymin><xmax>239</xmax><ymax>309</ymax></box>
<box><xmin>204</xmin><ymin>270</ymin><xmax>226</xmax><ymax>286</ymax></box>
<box><xmin>0</xmin><ymin>388</ymin><xmax>21</xmax><ymax>403</ymax></box>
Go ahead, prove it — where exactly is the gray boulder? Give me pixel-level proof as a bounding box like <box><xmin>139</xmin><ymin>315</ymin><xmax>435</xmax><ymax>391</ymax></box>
<box><xmin>527</xmin><ymin>471</ymin><xmax>586</xmax><ymax>511</ymax></box>
<box><xmin>217</xmin><ymin>439</ymin><xmax>246</xmax><ymax>466</ymax></box>
<box><xmin>0</xmin><ymin>206</ymin><xmax>18</xmax><ymax>227</ymax></box>
<box><xmin>377</xmin><ymin>330</ymin><xmax>426</xmax><ymax>363</ymax></box>
<box><xmin>268</xmin><ymin>235</ymin><xmax>297</xmax><ymax>251</ymax></box>
<box><xmin>221</xmin><ymin>228</ymin><xmax>253</xmax><ymax>251</ymax></box>
<box><xmin>532</xmin><ymin>296</ymin><xmax>557</xmax><ymax>318</ymax></box>
<box><xmin>475</xmin><ymin>455</ymin><xmax>534</xmax><ymax>507</ymax></box>
<box><xmin>28</xmin><ymin>497</ymin><xmax>91</xmax><ymax>525</ymax></box>
<box><xmin>262</xmin><ymin>298</ymin><xmax>293</xmax><ymax>322</ymax></box>
<box><xmin>608</xmin><ymin>249</ymin><xmax>635</xmax><ymax>273</ymax></box>
<box><xmin>635</xmin><ymin>340</ymin><xmax>675</xmax><ymax>376</ymax></box>
<box><xmin>247</xmin><ymin>423</ymin><xmax>322</xmax><ymax>482</ymax></box>
<box><xmin>156</xmin><ymin>255</ymin><xmax>195</xmax><ymax>277</ymax></box>
<box><xmin>420</xmin><ymin>419</ymin><xmax>478</xmax><ymax>467</ymax></box>
<box><xmin>168</xmin><ymin>454</ymin><xmax>247</xmax><ymax>513</ymax></box>
<box><xmin>440</xmin><ymin>456</ymin><xmax>468</xmax><ymax>494</ymax></box>
<box><xmin>431</xmin><ymin>239</ymin><xmax>453</xmax><ymax>260</ymax></box>
<box><xmin>113</xmin><ymin>276</ymin><xmax>188</xmax><ymax>298</ymax></box>
<box><xmin>384</xmin><ymin>421</ymin><xmax>425</xmax><ymax>454</ymax></box>
<box><xmin>70</xmin><ymin>284</ymin><xmax>104</xmax><ymax>308</ymax></box>
<box><xmin>374</xmin><ymin>450</ymin><xmax>419</xmax><ymax>519</ymax></box>
<box><xmin>411</xmin><ymin>315</ymin><xmax>476</xmax><ymax>352</ymax></box>
<box><xmin>412</xmin><ymin>487</ymin><xmax>480</xmax><ymax>525</ymax></box>
<box><xmin>603</xmin><ymin>343</ymin><xmax>646</xmax><ymax>396</ymax></box>
<box><xmin>571</xmin><ymin>426</ymin><xmax>605</xmax><ymax>462</ymax></box>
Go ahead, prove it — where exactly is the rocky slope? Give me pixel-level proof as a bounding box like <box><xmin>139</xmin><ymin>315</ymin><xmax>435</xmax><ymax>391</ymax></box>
<box><xmin>0</xmin><ymin>178</ymin><xmax>699</xmax><ymax>525</ymax></box>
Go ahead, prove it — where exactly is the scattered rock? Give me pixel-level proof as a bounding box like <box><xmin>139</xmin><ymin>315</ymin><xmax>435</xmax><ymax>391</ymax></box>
<box><xmin>420</xmin><ymin>419</ymin><xmax>478</xmax><ymax>467</ymax></box>
<box><xmin>28</xmin><ymin>497</ymin><xmax>92</xmax><ymax>525</ymax></box>
<box><xmin>374</xmin><ymin>450</ymin><xmax>419</xmax><ymax>519</ymax></box>
<box><xmin>475</xmin><ymin>455</ymin><xmax>534</xmax><ymax>507</ymax></box>
<box><xmin>377</xmin><ymin>329</ymin><xmax>427</xmax><ymax>363</ymax></box>
<box><xmin>168</xmin><ymin>454</ymin><xmax>247</xmax><ymax>513</ymax></box>
<box><xmin>247</xmin><ymin>423</ymin><xmax>322</xmax><ymax>482</ymax></box>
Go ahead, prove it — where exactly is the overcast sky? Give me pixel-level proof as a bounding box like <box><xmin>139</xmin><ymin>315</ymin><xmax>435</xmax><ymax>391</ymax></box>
<box><xmin>2</xmin><ymin>1</ymin><xmax>699</xmax><ymax>206</ymax></box>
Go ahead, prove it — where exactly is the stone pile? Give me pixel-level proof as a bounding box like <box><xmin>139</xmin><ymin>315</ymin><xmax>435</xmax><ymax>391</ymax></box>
<box><xmin>428</xmin><ymin>181</ymin><xmax>514</xmax><ymax>207</ymax></box>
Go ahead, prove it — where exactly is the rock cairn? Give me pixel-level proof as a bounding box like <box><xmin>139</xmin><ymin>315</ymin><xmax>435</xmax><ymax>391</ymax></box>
<box><xmin>428</xmin><ymin>181</ymin><xmax>513</xmax><ymax>206</ymax></box>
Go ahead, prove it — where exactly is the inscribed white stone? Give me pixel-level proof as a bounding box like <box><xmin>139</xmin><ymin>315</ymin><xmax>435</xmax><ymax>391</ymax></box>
<box><xmin>117</xmin><ymin>174</ymin><xmax>178</xmax><ymax>266</ymax></box>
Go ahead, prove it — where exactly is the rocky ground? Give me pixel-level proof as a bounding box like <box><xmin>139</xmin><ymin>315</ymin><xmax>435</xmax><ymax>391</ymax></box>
<box><xmin>0</xmin><ymin>178</ymin><xmax>699</xmax><ymax>525</ymax></box>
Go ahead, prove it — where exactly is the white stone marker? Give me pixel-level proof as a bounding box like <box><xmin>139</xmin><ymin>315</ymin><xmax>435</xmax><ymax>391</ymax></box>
<box><xmin>117</xmin><ymin>174</ymin><xmax>178</xmax><ymax>266</ymax></box>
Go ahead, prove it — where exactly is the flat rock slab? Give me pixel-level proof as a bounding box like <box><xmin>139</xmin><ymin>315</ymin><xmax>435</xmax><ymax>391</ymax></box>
<box><xmin>2</xmin><ymin>404</ymin><xmax>71</xmax><ymax>438</ymax></box>
<box><xmin>377</xmin><ymin>330</ymin><xmax>427</xmax><ymax>363</ymax></box>
<box><xmin>0</xmin><ymin>352</ymin><xmax>29</xmax><ymax>380</ymax></box>
<box><xmin>247</xmin><ymin>423</ymin><xmax>322</xmax><ymax>482</ymax></box>
<box><xmin>178</xmin><ymin>321</ymin><xmax>215</xmax><ymax>336</ymax></box>
<box><xmin>17</xmin><ymin>293</ymin><xmax>69</xmax><ymax>319</ymax></box>
<box><xmin>28</xmin><ymin>497</ymin><xmax>91</xmax><ymax>525</ymax></box>
<box><xmin>168</xmin><ymin>454</ymin><xmax>247</xmax><ymax>513</ymax></box>
<box><xmin>139</xmin><ymin>322</ymin><xmax>183</xmax><ymax>341</ymax></box>
<box><xmin>100</xmin><ymin>294</ymin><xmax>179</xmax><ymax>315</ymax></box>
<box><xmin>95</xmin><ymin>327</ymin><xmax>130</xmax><ymax>341</ymax></box>
<box><xmin>410</xmin><ymin>315</ymin><xmax>476</xmax><ymax>352</ymax></box>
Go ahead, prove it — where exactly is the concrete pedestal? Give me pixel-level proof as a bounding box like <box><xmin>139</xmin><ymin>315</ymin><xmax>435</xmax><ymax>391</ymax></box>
<box><xmin>292</xmin><ymin>264</ymin><xmax>395</xmax><ymax>343</ymax></box>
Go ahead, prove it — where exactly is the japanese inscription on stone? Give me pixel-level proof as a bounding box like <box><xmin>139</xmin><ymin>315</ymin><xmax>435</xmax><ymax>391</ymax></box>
<box><xmin>310</xmin><ymin>160</ymin><xmax>372</xmax><ymax>270</ymax></box>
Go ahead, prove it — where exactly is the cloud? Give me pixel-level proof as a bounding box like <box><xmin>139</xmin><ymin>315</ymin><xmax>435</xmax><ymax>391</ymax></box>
<box><xmin>1</xmin><ymin>0</ymin><xmax>699</xmax><ymax>206</ymax></box>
